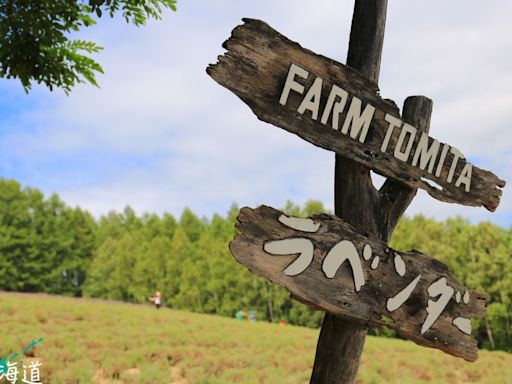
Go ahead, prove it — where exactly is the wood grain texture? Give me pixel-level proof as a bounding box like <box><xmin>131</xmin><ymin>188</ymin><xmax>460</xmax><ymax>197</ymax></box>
<box><xmin>313</xmin><ymin>3</ymin><xmax>391</xmax><ymax>382</ymax></box>
<box><xmin>316</xmin><ymin>3</ymin><xmax>436</xmax><ymax>381</ymax></box>
<box><xmin>377</xmin><ymin>96</ymin><xmax>433</xmax><ymax>239</ymax></box>
<box><xmin>230</xmin><ymin>206</ymin><xmax>488</xmax><ymax>362</ymax></box>
<box><xmin>207</xmin><ymin>18</ymin><xmax>505</xmax><ymax>211</ymax></box>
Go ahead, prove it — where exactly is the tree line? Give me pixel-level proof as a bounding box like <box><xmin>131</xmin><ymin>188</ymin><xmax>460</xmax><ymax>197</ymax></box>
<box><xmin>0</xmin><ymin>178</ymin><xmax>510</xmax><ymax>352</ymax></box>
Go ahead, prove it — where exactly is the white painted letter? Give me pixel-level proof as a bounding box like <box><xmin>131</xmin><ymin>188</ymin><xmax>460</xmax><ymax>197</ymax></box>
<box><xmin>279</xmin><ymin>63</ymin><xmax>309</xmax><ymax>106</ymax></box>
<box><xmin>394</xmin><ymin>124</ymin><xmax>417</xmax><ymax>162</ymax></box>
<box><xmin>278</xmin><ymin>214</ymin><xmax>320</xmax><ymax>233</ymax></box>
<box><xmin>264</xmin><ymin>238</ymin><xmax>314</xmax><ymax>276</ymax></box>
<box><xmin>381</xmin><ymin>114</ymin><xmax>402</xmax><ymax>152</ymax></box>
<box><xmin>447</xmin><ymin>147</ymin><xmax>463</xmax><ymax>184</ymax></box>
<box><xmin>322</xmin><ymin>240</ymin><xmax>365</xmax><ymax>292</ymax></box>
<box><xmin>387</xmin><ymin>274</ymin><xmax>422</xmax><ymax>312</ymax></box>
<box><xmin>421</xmin><ymin>277</ymin><xmax>454</xmax><ymax>334</ymax></box>
<box><xmin>411</xmin><ymin>133</ymin><xmax>440</xmax><ymax>173</ymax></box>
<box><xmin>455</xmin><ymin>163</ymin><xmax>472</xmax><ymax>192</ymax></box>
<box><xmin>453</xmin><ymin>317</ymin><xmax>471</xmax><ymax>335</ymax></box>
<box><xmin>362</xmin><ymin>244</ymin><xmax>372</xmax><ymax>261</ymax></box>
<box><xmin>393</xmin><ymin>253</ymin><xmax>406</xmax><ymax>277</ymax></box>
<box><xmin>340</xmin><ymin>97</ymin><xmax>376</xmax><ymax>143</ymax></box>
<box><xmin>435</xmin><ymin>144</ymin><xmax>450</xmax><ymax>178</ymax></box>
<box><xmin>320</xmin><ymin>84</ymin><xmax>349</xmax><ymax>129</ymax></box>
<box><xmin>297</xmin><ymin>76</ymin><xmax>323</xmax><ymax>120</ymax></box>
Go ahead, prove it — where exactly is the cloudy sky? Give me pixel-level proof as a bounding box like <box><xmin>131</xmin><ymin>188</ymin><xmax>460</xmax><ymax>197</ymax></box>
<box><xmin>0</xmin><ymin>0</ymin><xmax>510</xmax><ymax>226</ymax></box>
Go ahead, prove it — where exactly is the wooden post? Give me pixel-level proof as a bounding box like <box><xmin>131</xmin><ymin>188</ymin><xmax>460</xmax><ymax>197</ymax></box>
<box><xmin>207</xmin><ymin>4</ymin><xmax>500</xmax><ymax>379</ymax></box>
<box><xmin>207</xmin><ymin>19</ymin><xmax>505</xmax><ymax>211</ymax></box>
<box><xmin>310</xmin><ymin>1</ymin><xmax>433</xmax><ymax>382</ymax></box>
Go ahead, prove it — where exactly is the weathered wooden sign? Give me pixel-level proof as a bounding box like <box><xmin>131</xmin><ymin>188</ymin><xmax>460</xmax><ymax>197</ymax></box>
<box><xmin>230</xmin><ymin>205</ymin><xmax>487</xmax><ymax>361</ymax></box>
<box><xmin>207</xmin><ymin>19</ymin><xmax>505</xmax><ymax>211</ymax></box>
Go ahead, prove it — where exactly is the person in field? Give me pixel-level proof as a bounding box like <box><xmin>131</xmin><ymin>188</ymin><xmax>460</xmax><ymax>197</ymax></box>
<box><xmin>148</xmin><ymin>291</ymin><xmax>162</xmax><ymax>309</ymax></box>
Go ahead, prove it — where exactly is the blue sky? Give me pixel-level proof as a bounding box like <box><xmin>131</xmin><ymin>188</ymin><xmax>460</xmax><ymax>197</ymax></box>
<box><xmin>0</xmin><ymin>0</ymin><xmax>511</xmax><ymax>227</ymax></box>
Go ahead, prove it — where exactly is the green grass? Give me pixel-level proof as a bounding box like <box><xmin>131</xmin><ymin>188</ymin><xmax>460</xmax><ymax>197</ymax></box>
<box><xmin>0</xmin><ymin>292</ymin><xmax>511</xmax><ymax>383</ymax></box>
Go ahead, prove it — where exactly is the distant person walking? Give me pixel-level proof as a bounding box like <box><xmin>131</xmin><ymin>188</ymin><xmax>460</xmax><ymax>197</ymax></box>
<box><xmin>149</xmin><ymin>291</ymin><xmax>162</xmax><ymax>309</ymax></box>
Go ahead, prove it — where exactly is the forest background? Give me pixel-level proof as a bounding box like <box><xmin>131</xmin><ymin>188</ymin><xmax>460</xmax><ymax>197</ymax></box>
<box><xmin>1</xmin><ymin>177</ymin><xmax>510</xmax><ymax>353</ymax></box>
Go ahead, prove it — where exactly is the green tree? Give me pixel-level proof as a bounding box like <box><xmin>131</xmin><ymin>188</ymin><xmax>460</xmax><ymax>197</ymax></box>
<box><xmin>60</xmin><ymin>208</ymin><xmax>97</xmax><ymax>296</ymax></box>
<box><xmin>2</xmin><ymin>182</ymin><xmax>511</xmax><ymax>351</ymax></box>
<box><xmin>0</xmin><ymin>179</ymin><xmax>33</xmax><ymax>291</ymax></box>
<box><xmin>95</xmin><ymin>205</ymin><xmax>142</xmax><ymax>244</ymax></box>
<box><xmin>130</xmin><ymin>234</ymin><xmax>170</xmax><ymax>302</ymax></box>
<box><xmin>164</xmin><ymin>226</ymin><xmax>193</xmax><ymax>307</ymax></box>
<box><xmin>282</xmin><ymin>200</ymin><xmax>301</xmax><ymax>217</ymax></box>
<box><xmin>178</xmin><ymin>208</ymin><xmax>206</xmax><ymax>243</ymax></box>
<box><xmin>83</xmin><ymin>236</ymin><xmax>117</xmax><ymax>298</ymax></box>
<box><xmin>0</xmin><ymin>179</ymin><xmax>96</xmax><ymax>295</ymax></box>
<box><xmin>301</xmin><ymin>199</ymin><xmax>328</xmax><ymax>217</ymax></box>
<box><xmin>92</xmin><ymin>231</ymin><xmax>140</xmax><ymax>301</ymax></box>
<box><xmin>161</xmin><ymin>213</ymin><xmax>178</xmax><ymax>240</ymax></box>
<box><xmin>0</xmin><ymin>0</ymin><xmax>177</xmax><ymax>93</ymax></box>
<box><xmin>227</xmin><ymin>202</ymin><xmax>240</xmax><ymax>224</ymax></box>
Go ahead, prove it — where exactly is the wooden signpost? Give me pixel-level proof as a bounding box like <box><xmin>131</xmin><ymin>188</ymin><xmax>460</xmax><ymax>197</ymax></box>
<box><xmin>230</xmin><ymin>205</ymin><xmax>486</xmax><ymax>361</ymax></box>
<box><xmin>207</xmin><ymin>1</ymin><xmax>506</xmax><ymax>382</ymax></box>
<box><xmin>207</xmin><ymin>20</ymin><xmax>505</xmax><ymax>212</ymax></box>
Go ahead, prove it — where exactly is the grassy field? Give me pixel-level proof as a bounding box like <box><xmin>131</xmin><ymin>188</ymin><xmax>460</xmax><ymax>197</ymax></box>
<box><xmin>0</xmin><ymin>292</ymin><xmax>511</xmax><ymax>383</ymax></box>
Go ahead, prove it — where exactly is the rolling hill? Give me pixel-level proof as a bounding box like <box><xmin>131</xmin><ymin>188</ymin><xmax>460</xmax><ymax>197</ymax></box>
<box><xmin>1</xmin><ymin>292</ymin><xmax>511</xmax><ymax>383</ymax></box>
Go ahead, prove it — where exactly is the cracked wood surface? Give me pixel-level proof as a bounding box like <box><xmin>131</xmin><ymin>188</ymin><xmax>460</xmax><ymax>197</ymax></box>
<box><xmin>207</xmin><ymin>18</ymin><xmax>505</xmax><ymax>211</ymax></box>
<box><xmin>230</xmin><ymin>205</ymin><xmax>488</xmax><ymax>362</ymax></box>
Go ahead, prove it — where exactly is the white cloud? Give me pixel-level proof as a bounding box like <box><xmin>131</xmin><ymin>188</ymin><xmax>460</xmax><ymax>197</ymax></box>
<box><xmin>1</xmin><ymin>0</ymin><xmax>510</xmax><ymax>226</ymax></box>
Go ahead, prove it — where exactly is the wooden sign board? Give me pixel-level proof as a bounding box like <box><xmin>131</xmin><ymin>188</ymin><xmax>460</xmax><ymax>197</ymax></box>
<box><xmin>230</xmin><ymin>205</ymin><xmax>488</xmax><ymax>362</ymax></box>
<box><xmin>207</xmin><ymin>19</ymin><xmax>505</xmax><ymax>211</ymax></box>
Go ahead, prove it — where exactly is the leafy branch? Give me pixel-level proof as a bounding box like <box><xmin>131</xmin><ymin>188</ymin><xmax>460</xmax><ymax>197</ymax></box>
<box><xmin>0</xmin><ymin>0</ymin><xmax>177</xmax><ymax>93</ymax></box>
